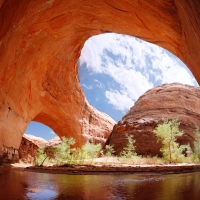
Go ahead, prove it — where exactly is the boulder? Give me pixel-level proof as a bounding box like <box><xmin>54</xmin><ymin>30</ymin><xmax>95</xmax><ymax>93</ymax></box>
<box><xmin>107</xmin><ymin>83</ymin><xmax>200</xmax><ymax>156</ymax></box>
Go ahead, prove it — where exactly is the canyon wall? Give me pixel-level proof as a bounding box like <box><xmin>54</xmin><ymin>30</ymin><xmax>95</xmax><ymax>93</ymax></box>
<box><xmin>107</xmin><ymin>83</ymin><xmax>200</xmax><ymax>156</ymax></box>
<box><xmin>0</xmin><ymin>0</ymin><xmax>200</xmax><ymax>156</ymax></box>
<box><xmin>18</xmin><ymin>134</ymin><xmax>47</xmax><ymax>163</ymax></box>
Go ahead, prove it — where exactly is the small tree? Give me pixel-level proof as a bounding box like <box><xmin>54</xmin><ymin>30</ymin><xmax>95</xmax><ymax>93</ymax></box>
<box><xmin>153</xmin><ymin>118</ymin><xmax>188</xmax><ymax>163</ymax></box>
<box><xmin>35</xmin><ymin>146</ymin><xmax>49</xmax><ymax>166</ymax></box>
<box><xmin>120</xmin><ymin>133</ymin><xmax>137</xmax><ymax>158</ymax></box>
<box><xmin>81</xmin><ymin>141</ymin><xmax>101</xmax><ymax>159</ymax></box>
<box><xmin>104</xmin><ymin>144</ymin><xmax>115</xmax><ymax>157</ymax></box>
<box><xmin>54</xmin><ymin>136</ymin><xmax>75</xmax><ymax>165</ymax></box>
<box><xmin>192</xmin><ymin>126</ymin><xmax>200</xmax><ymax>162</ymax></box>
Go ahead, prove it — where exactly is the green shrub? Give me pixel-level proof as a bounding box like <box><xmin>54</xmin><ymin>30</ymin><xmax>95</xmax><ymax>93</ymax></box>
<box><xmin>104</xmin><ymin>144</ymin><xmax>115</xmax><ymax>156</ymax></box>
<box><xmin>120</xmin><ymin>133</ymin><xmax>137</xmax><ymax>158</ymax></box>
<box><xmin>192</xmin><ymin>126</ymin><xmax>200</xmax><ymax>163</ymax></box>
<box><xmin>35</xmin><ymin>146</ymin><xmax>49</xmax><ymax>166</ymax></box>
<box><xmin>81</xmin><ymin>141</ymin><xmax>101</xmax><ymax>159</ymax></box>
<box><xmin>153</xmin><ymin>118</ymin><xmax>190</xmax><ymax>163</ymax></box>
<box><xmin>54</xmin><ymin>136</ymin><xmax>75</xmax><ymax>165</ymax></box>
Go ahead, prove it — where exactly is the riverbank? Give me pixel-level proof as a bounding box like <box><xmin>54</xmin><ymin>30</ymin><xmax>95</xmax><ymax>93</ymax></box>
<box><xmin>24</xmin><ymin>163</ymin><xmax>200</xmax><ymax>175</ymax></box>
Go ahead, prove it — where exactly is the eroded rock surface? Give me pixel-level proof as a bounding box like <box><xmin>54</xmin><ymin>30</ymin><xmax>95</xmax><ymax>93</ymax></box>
<box><xmin>0</xmin><ymin>1</ymin><xmax>200</xmax><ymax>156</ymax></box>
<box><xmin>45</xmin><ymin>136</ymin><xmax>61</xmax><ymax>149</ymax></box>
<box><xmin>107</xmin><ymin>83</ymin><xmax>200</xmax><ymax>156</ymax></box>
<box><xmin>18</xmin><ymin>134</ymin><xmax>47</xmax><ymax>163</ymax></box>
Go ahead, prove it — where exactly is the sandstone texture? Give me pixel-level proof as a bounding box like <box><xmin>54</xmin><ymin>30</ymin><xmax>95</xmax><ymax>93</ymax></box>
<box><xmin>18</xmin><ymin>134</ymin><xmax>47</xmax><ymax>163</ymax></box>
<box><xmin>1</xmin><ymin>134</ymin><xmax>47</xmax><ymax>163</ymax></box>
<box><xmin>0</xmin><ymin>1</ymin><xmax>200</xmax><ymax>156</ymax></box>
<box><xmin>45</xmin><ymin>136</ymin><xmax>61</xmax><ymax>149</ymax></box>
<box><xmin>107</xmin><ymin>83</ymin><xmax>200</xmax><ymax>156</ymax></box>
<box><xmin>23</xmin><ymin>134</ymin><xmax>47</xmax><ymax>147</ymax></box>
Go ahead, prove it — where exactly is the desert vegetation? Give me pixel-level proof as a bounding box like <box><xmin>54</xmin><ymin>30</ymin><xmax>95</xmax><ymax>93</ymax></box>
<box><xmin>153</xmin><ymin>119</ymin><xmax>192</xmax><ymax>163</ymax></box>
<box><xmin>35</xmin><ymin>118</ymin><xmax>200</xmax><ymax>167</ymax></box>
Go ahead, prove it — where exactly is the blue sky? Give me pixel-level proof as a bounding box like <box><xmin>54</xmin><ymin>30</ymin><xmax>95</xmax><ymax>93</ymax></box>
<box><xmin>25</xmin><ymin>33</ymin><xmax>198</xmax><ymax>141</ymax></box>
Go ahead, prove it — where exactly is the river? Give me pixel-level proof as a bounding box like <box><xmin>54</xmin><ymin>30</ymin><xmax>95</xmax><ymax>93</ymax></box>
<box><xmin>0</xmin><ymin>165</ymin><xmax>200</xmax><ymax>200</ymax></box>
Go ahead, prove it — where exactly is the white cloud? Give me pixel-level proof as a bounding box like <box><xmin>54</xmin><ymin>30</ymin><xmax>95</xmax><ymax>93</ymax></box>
<box><xmin>105</xmin><ymin>90</ymin><xmax>134</xmax><ymax>112</ymax></box>
<box><xmin>79</xmin><ymin>33</ymin><xmax>198</xmax><ymax>112</ymax></box>
<box><xmin>94</xmin><ymin>79</ymin><xmax>104</xmax><ymax>89</ymax></box>
<box><xmin>82</xmin><ymin>84</ymin><xmax>93</xmax><ymax>90</ymax></box>
<box><xmin>50</xmin><ymin>131</ymin><xmax>55</xmax><ymax>135</ymax></box>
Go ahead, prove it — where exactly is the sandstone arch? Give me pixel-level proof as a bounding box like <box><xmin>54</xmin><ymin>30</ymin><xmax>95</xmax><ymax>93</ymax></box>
<box><xmin>0</xmin><ymin>0</ymin><xmax>200</xmax><ymax>155</ymax></box>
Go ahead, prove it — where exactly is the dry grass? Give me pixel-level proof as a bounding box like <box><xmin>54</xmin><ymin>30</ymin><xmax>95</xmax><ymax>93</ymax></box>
<box><xmin>45</xmin><ymin>156</ymin><xmax>194</xmax><ymax>166</ymax></box>
<box><xmin>91</xmin><ymin>156</ymin><xmax>169</xmax><ymax>166</ymax></box>
<box><xmin>31</xmin><ymin>155</ymin><xmax>196</xmax><ymax>167</ymax></box>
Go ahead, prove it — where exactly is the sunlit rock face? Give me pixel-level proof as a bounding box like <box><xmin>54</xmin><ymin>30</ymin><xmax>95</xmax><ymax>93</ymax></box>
<box><xmin>18</xmin><ymin>134</ymin><xmax>47</xmax><ymax>164</ymax></box>
<box><xmin>45</xmin><ymin>136</ymin><xmax>61</xmax><ymax>149</ymax></box>
<box><xmin>45</xmin><ymin>101</ymin><xmax>116</xmax><ymax>146</ymax></box>
<box><xmin>0</xmin><ymin>0</ymin><xmax>200</xmax><ymax>157</ymax></box>
<box><xmin>80</xmin><ymin>101</ymin><xmax>116</xmax><ymax>145</ymax></box>
<box><xmin>107</xmin><ymin>83</ymin><xmax>200</xmax><ymax>156</ymax></box>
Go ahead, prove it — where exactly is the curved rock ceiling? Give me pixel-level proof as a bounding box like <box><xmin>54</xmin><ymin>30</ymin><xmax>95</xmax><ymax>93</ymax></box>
<box><xmin>0</xmin><ymin>0</ymin><xmax>200</xmax><ymax>151</ymax></box>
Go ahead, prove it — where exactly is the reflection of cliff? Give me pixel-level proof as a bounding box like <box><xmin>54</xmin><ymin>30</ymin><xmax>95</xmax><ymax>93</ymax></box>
<box><xmin>46</xmin><ymin>173</ymin><xmax>200</xmax><ymax>199</ymax></box>
<box><xmin>1</xmin><ymin>166</ymin><xmax>200</xmax><ymax>199</ymax></box>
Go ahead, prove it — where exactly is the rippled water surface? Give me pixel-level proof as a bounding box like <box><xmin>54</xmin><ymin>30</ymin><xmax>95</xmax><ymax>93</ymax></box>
<box><xmin>0</xmin><ymin>165</ymin><xmax>200</xmax><ymax>200</ymax></box>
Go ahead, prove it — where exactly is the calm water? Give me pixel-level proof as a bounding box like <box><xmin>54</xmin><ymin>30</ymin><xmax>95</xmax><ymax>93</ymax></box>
<box><xmin>0</xmin><ymin>165</ymin><xmax>200</xmax><ymax>200</ymax></box>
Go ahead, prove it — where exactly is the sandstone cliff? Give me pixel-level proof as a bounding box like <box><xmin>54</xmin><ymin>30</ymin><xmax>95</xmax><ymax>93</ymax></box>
<box><xmin>45</xmin><ymin>136</ymin><xmax>61</xmax><ymax>149</ymax></box>
<box><xmin>0</xmin><ymin>0</ymin><xmax>200</xmax><ymax>157</ymax></box>
<box><xmin>107</xmin><ymin>83</ymin><xmax>200</xmax><ymax>156</ymax></box>
<box><xmin>18</xmin><ymin>134</ymin><xmax>47</xmax><ymax>163</ymax></box>
<box><xmin>1</xmin><ymin>134</ymin><xmax>47</xmax><ymax>164</ymax></box>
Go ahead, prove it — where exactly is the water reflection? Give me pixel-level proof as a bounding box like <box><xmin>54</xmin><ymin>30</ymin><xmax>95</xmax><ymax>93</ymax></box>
<box><xmin>0</xmin><ymin>165</ymin><xmax>200</xmax><ymax>199</ymax></box>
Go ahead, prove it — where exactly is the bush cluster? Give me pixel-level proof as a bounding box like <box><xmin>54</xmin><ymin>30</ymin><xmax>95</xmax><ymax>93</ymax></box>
<box><xmin>35</xmin><ymin>118</ymin><xmax>200</xmax><ymax>166</ymax></box>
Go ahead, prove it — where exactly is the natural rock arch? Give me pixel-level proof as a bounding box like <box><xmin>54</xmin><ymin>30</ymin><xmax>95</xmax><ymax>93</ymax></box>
<box><xmin>0</xmin><ymin>0</ymin><xmax>200</xmax><ymax>154</ymax></box>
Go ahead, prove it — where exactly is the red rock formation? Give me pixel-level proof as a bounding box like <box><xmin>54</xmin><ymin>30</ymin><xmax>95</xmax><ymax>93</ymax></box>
<box><xmin>1</xmin><ymin>134</ymin><xmax>47</xmax><ymax>163</ymax></box>
<box><xmin>45</xmin><ymin>136</ymin><xmax>61</xmax><ymax>149</ymax></box>
<box><xmin>107</xmin><ymin>83</ymin><xmax>200</xmax><ymax>156</ymax></box>
<box><xmin>1</xmin><ymin>146</ymin><xmax>19</xmax><ymax>163</ymax></box>
<box><xmin>18</xmin><ymin>134</ymin><xmax>47</xmax><ymax>163</ymax></box>
<box><xmin>43</xmin><ymin>136</ymin><xmax>61</xmax><ymax>159</ymax></box>
<box><xmin>0</xmin><ymin>0</ymin><xmax>200</xmax><ymax>156</ymax></box>
<box><xmin>23</xmin><ymin>134</ymin><xmax>47</xmax><ymax>147</ymax></box>
<box><xmin>80</xmin><ymin>100</ymin><xmax>116</xmax><ymax>145</ymax></box>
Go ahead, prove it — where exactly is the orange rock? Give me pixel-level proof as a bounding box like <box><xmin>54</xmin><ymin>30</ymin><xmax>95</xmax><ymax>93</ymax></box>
<box><xmin>0</xmin><ymin>1</ymin><xmax>200</xmax><ymax>156</ymax></box>
<box><xmin>107</xmin><ymin>83</ymin><xmax>200</xmax><ymax>156</ymax></box>
<box><xmin>23</xmin><ymin>134</ymin><xmax>47</xmax><ymax>147</ymax></box>
<box><xmin>18</xmin><ymin>134</ymin><xmax>47</xmax><ymax>164</ymax></box>
<box><xmin>45</xmin><ymin>136</ymin><xmax>61</xmax><ymax>149</ymax></box>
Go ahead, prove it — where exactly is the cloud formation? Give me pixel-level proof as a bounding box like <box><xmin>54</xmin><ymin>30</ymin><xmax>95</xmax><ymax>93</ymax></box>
<box><xmin>82</xmin><ymin>84</ymin><xmax>93</xmax><ymax>90</ymax></box>
<box><xmin>79</xmin><ymin>33</ymin><xmax>197</xmax><ymax>112</ymax></box>
<box><xmin>50</xmin><ymin>131</ymin><xmax>56</xmax><ymax>135</ymax></box>
<box><xmin>105</xmin><ymin>90</ymin><xmax>134</xmax><ymax>111</ymax></box>
<box><xmin>94</xmin><ymin>79</ymin><xmax>104</xmax><ymax>89</ymax></box>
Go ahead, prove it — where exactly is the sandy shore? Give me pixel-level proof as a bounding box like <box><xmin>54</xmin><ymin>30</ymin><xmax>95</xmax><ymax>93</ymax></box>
<box><xmin>11</xmin><ymin>163</ymin><xmax>33</xmax><ymax>168</ymax></box>
<box><xmin>24</xmin><ymin>163</ymin><xmax>200</xmax><ymax>175</ymax></box>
